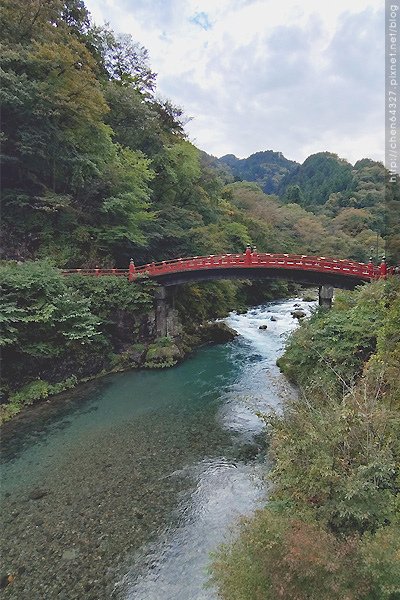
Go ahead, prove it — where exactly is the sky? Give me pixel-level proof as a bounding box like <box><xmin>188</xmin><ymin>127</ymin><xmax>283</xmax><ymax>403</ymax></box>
<box><xmin>85</xmin><ymin>0</ymin><xmax>384</xmax><ymax>165</ymax></box>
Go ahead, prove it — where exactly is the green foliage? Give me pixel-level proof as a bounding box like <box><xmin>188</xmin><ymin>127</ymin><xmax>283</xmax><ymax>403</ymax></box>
<box><xmin>1</xmin><ymin>376</ymin><xmax>78</xmax><ymax>423</ymax></box>
<box><xmin>218</xmin><ymin>150</ymin><xmax>298</xmax><ymax>194</ymax></box>
<box><xmin>144</xmin><ymin>337</ymin><xmax>182</xmax><ymax>368</ymax></box>
<box><xmin>274</xmin><ymin>280</ymin><xmax>400</xmax><ymax>538</ymax></box>
<box><xmin>211</xmin><ymin>508</ymin><xmax>366</xmax><ymax>600</ymax></box>
<box><xmin>277</xmin><ymin>281</ymin><xmax>390</xmax><ymax>395</ymax></box>
<box><xmin>266</xmin><ymin>386</ymin><xmax>398</xmax><ymax>535</ymax></box>
<box><xmin>10</xmin><ymin>376</ymin><xmax>78</xmax><ymax>405</ymax></box>
<box><xmin>211</xmin><ymin>508</ymin><xmax>400</xmax><ymax>600</ymax></box>
<box><xmin>0</xmin><ymin>261</ymin><xmax>158</xmax><ymax>408</ymax></box>
<box><xmin>360</xmin><ymin>525</ymin><xmax>400</xmax><ymax>599</ymax></box>
<box><xmin>96</xmin><ymin>29</ymin><xmax>156</xmax><ymax>92</ymax></box>
<box><xmin>1</xmin><ymin>1</ymin><xmax>158</xmax><ymax>266</ymax></box>
<box><xmin>221</xmin><ymin>181</ymin><xmax>378</xmax><ymax>261</ymax></box>
<box><xmin>97</xmin><ymin>146</ymin><xmax>155</xmax><ymax>251</ymax></box>
<box><xmin>175</xmin><ymin>281</ymin><xmax>243</xmax><ymax>326</ymax></box>
<box><xmin>276</xmin><ymin>153</ymin><xmax>396</xmax><ymax>261</ymax></box>
<box><xmin>66</xmin><ymin>273</ymin><xmax>156</xmax><ymax>318</ymax></box>
<box><xmin>0</xmin><ymin>261</ymin><xmax>99</xmax><ymax>357</ymax></box>
<box><xmin>279</xmin><ymin>152</ymin><xmax>354</xmax><ymax>207</ymax></box>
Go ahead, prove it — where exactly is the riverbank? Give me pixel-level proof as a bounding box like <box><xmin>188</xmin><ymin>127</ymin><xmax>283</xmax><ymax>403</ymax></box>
<box><xmin>0</xmin><ymin>321</ymin><xmax>238</xmax><ymax>424</ymax></box>
<box><xmin>1</xmin><ymin>260</ymin><xmax>302</xmax><ymax>423</ymax></box>
<box><xmin>0</xmin><ymin>297</ymin><xmax>310</xmax><ymax>599</ymax></box>
<box><xmin>211</xmin><ymin>279</ymin><xmax>400</xmax><ymax>600</ymax></box>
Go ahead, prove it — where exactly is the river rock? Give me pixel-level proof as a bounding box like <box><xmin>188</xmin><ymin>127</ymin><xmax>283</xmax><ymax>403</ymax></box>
<box><xmin>28</xmin><ymin>488</ymin><xmax>49</xmax><ymax>501</ymax></box>
<box><xmin>62</xmin><ymin>549</ymin><xmax>78</xmax><ymax>561</ymax></box>
<box><xmin>128</xmin><ymin>345</ymin><xmax>146</xmax><ymax>367</ymax></box>
<box><xmin>202</xmin><ymin>322</ymin><xmax>238</xmax><ymax>344</ymax></box>
<box><xmin>258</xmin><ymin>324</ymin><xmax>268</xmax><ymax>330</ymax></box>
<box><xmin>144</xmin><ymin>341</ymin><xmax>183</xmax><ymax>368</ymax></box>
<box><xmin>291</xmin><ymin>309</ymin><xmax>306</xmax><ymax>319</ymax></box>
<box><xmin>237</xmin><ymin>443</ymin><xmax>259</xmax><ymax>461</ymax></box>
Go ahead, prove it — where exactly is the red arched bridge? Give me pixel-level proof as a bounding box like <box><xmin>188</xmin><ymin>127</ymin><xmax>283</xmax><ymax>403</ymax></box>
<box><xmin>62</xmin><ymin>250</ymin><xmax>388</xmax><ymax>290</ymax></box>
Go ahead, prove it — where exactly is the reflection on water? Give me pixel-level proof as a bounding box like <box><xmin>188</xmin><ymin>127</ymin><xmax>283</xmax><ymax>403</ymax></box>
<box><xmin>0</xmin><ymin>298</ymin><xmax>313</xmax><ymax>599</ymax></box>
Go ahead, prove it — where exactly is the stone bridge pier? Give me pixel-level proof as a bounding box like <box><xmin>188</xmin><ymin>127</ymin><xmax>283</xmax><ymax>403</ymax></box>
<box><xmin>154</xmin><ymin>286</ymin><xmax>181</xmax><ymax>338</ymax></box>
<box><xmin>319</xmin><ymin>285</ymin><xmax>334</xmax><ymax>309</ymax></box>
<box><xmin>154</xmin><ymin>287</ymin><xmax>168</xmax><ymax>337</ymax></box>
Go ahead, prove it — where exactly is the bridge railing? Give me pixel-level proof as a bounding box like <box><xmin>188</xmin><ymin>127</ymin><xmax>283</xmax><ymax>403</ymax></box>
<box><xmin>133</xmin><ymin>253</ymin><xmax>376</xmax><ymax>279</ymax></box>
<box><xmin>61</xmin><ymin>253</ymin><xmax>386</xmax><ymax>281</ymax></box>
<box><xmin>62</xmin><ymin>268</ymin><xmax>128</xmax><ymax>276</ymax></box>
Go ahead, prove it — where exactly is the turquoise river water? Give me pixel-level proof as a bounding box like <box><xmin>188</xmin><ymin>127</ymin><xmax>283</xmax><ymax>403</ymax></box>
<box><xmin>0</xmin><ymin>297</ymin><xmax>314</xmax><ymax>599</ymax></box>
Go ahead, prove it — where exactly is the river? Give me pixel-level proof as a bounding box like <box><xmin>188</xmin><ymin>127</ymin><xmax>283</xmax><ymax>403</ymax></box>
<box><xmin>0</xmin><ymin>297</ymin><xmax>314</xmax><ymax>599</ymax></box>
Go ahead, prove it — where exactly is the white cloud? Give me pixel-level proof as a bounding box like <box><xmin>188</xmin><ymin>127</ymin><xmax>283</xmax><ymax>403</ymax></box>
<box><xmin>85</xmin><ymin>0</ymin><xmax>384</xmax><ymax>165</ymax></box>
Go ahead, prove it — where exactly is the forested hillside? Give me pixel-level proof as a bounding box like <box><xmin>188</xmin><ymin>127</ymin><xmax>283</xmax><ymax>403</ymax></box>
<box><xmin>2</xmin><ymin>0</ymin><xmax>398</xmax><ymax>269</ymax></box>
<box><xmin>217</xmin><ymin>151</ymin><xmax>400</xmax><ymax>263</ymax></box>
<box><xmin>218</xmin><ymin>151</ymin><xmax>298</xmax><ymax>195</ymax></box>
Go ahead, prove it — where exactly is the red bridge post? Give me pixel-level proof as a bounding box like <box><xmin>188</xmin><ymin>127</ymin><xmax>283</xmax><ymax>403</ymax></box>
<box><xmin>129</xmin><ymin>258</ymin><xmax>136</xmax><ymax>282</ymax></box>
<box><xmin>368</xmin><ymin>257</ymin><xmax>375</xmax><ymax>279</ymax></box>
<box><xmin>379</xmin><ymin>257</ymin><xmax>387</xmax><ymax>279</ymax></box>
<box><xmin>245</xmin><ymin>245</ymin><xmax>252</xmax><ymax>265</ymax></box>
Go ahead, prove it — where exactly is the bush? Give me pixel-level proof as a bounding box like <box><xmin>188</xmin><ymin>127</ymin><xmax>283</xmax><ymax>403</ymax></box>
<box><xmin>0</xmin><ymin>262</ymin><xmax>158</xmax><ymax>407</ymax></box>
<box><xmin>210</xmin><ymin>508</ymin><xmax>366</xmax><ymax>600</ymax></box>
<box><xmin>1</xmin><ymin>261</ymin><xmax>99</xmax><ymax>358</ymax></box>
<box><xmin>277</xmin><ymin>279</ymin><xmax>394</xmax><ymax>397</ymax></box>
<box><xmin>1</xmin><ymin>376</ymin><xmax>78</xmax><ymax>423</ymax></box>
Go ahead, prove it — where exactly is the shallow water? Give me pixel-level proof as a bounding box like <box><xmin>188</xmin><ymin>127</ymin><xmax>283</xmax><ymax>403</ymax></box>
<box><xmin>0</xmin><ymin>297</ymin><xmax>314</xmax><ymax>599</ymax></box>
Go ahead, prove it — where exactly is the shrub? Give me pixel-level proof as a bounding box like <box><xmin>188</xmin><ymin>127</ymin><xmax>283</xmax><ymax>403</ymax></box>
<box><xmin>210</xmin><ymin>508</ymin><xmax>367</xmax><ymax>600</ymax></box>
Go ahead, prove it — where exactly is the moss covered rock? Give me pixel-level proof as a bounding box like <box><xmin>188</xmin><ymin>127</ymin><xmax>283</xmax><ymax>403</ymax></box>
<box><xmin>143</xmin><ymin>338</ymin><xmax>183</xmax><ymax>368</ymax></box>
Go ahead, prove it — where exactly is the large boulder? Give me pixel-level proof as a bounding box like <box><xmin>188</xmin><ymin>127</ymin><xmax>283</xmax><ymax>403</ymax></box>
<box><xmin>204</xmin><ymin>322</ymin><xmax>238</xmax><ymax>343</ymax></box>
<box><xmin>291</xmin><ymin>309</ymin><xmax>306</xmax><ymax>319</ymax></box>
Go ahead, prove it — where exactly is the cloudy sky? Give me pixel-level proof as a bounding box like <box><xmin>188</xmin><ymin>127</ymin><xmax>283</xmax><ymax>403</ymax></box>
<box><xmin>85</xmin><ymin>0</ymin><xmax>384</xmax><ymax>165</ymax></box>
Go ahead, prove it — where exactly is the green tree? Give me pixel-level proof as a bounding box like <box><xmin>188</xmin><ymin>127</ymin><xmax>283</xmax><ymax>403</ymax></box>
<box><xmin>97</xmin><ymin>146</ymin><xmax>155</xmax><ymax>253</ymax></box>
<box><xmin>95</xmin><ymin>29</ymin><xmax>156</xmax><ymax>93</ymax></box>
<box><xmin>0</xmin><ymin>261</ymin><xmax>99</xmax><ymax>355</ymax></box>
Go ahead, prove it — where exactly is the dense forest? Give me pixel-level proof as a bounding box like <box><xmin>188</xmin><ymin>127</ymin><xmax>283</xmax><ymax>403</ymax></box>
<box><xmin>217</xmin><ymin>150</ymin><xmax>298</xmax><ymax>194</ymax></box>
<box><xmin>2</xmin><ymin>0</ymin><xmax>399</xmax><ymax>269</ymax></box>
<box><xmin>217</xmin><ymin>151</ymin><xmax>399</xmax><ymax>262</ymax></box>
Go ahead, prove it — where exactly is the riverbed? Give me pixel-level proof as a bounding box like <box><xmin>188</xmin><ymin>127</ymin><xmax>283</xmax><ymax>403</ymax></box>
<box><xmin>0</xmin><ymin>297</ymin><xmax>314</xmax><ymax>599</ymax></box>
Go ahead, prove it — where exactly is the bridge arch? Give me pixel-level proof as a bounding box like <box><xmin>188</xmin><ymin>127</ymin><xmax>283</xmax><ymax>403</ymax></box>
<box><xmin>130</xmin><ymin>252</ymin><xmax>379</xmax><ymax>290</ymax></box>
